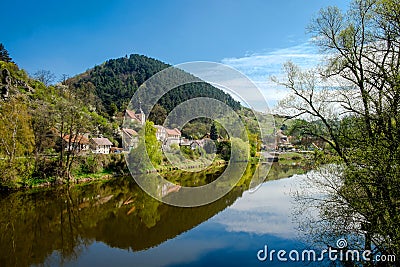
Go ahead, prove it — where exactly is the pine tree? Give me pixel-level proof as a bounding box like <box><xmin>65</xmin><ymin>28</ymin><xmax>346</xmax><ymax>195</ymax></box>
<box><xmin>210</xmin><ymin>122</ymin><xmax>218</xmax><ymax>141</ymax></box>
<box><xmin>0</xmin><ymin>43</ymin><xmax>12</xmax><ymax>63</ymax></box>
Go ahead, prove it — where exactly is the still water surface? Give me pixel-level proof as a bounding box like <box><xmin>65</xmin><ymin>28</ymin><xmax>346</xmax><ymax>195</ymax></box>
<box><xmin>0</xmin><ymin>164</ymin><xmax>315</xmax><ymax>267</ymax></box>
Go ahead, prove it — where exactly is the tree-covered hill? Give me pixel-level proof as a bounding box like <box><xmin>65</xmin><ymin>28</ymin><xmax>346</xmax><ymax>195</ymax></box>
<box><xmin>68</xmin><ymin>54</ymin><xmax>241</xmax><ymax>117</ymax></box>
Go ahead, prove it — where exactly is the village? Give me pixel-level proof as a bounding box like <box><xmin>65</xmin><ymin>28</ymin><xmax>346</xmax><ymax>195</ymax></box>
<box><xmin>62</xmin><ymin>107</ymin><xmax>224</xmax><ymax>156</ymax></box>
<box><xmin>62</xmin><ymin>106</ymin><xmax>321</xmax><ymax>163</ymax></box>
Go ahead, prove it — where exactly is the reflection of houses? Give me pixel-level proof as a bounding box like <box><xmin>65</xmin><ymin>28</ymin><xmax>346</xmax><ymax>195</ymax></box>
<box><xmin>122</xmin><ymin>128</ymin><xmax>139</xmax><ymax>151</ymax></box>
<box><xmin>63</xmin><ymin>134</ymin><xmax>89</xmax><ymax>152</ymax></box>
<box><xmin>159</xmin><ymin>183</ymin><xmax>181</xmax><ymax>197</ymax></box>
<box><xmin>155</xmin><ymin>125</ymin><xmax>182</xmax><ymax>148</ymax></box>
<box><xmin>125</xmin><ymin>109</ymin><xmax>145</xmax><ymax>126</ymax></box>
<box><xmin>90</xmin><ymin>138</ymin><xmax>113</xmax><ymax>154</ymax></box>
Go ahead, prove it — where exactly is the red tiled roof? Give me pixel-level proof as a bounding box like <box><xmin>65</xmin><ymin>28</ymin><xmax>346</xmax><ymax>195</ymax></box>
<box><xmin>125</xmin><ymin>110</ymin><xmax>143</xmax><ymax>122</ymax></box>
<box><xmin>63</xmin><ymin>134</ymin><xmax>89</xmax><ymax>144</ymax></box>
<box><xmin>166</xmin><ymin>128</ymin><xmax>181</xmax><ymax>136</ymax></box>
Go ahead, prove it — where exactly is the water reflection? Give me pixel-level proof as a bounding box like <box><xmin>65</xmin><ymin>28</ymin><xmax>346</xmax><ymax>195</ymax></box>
<box><xmin>213</xmin><ymin>176</ymin><xmax>305</xmax><ymax>239</ymax></box>
<box><xmin>0</xmin><ymin>163</ymin><xmax>308</xmax><ymax>267</ymax></box>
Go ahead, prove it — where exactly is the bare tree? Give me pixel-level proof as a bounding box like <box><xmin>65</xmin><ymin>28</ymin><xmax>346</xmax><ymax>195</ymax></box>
<box><xmin>277</xmin><ymin>0</ymin><xmax>400</xmax><ymax>260</ymax></box>
<box><xmin>33</xmin><ymin>70</ymin><xmax>56</xmax><ymax>86</ymax></box>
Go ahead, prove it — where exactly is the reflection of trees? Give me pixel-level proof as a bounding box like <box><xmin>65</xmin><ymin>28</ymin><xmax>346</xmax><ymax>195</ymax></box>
<box><xmin>0</xmin><ymin>189</ymin><xmax>86</xmax><ymax>267</ymax></box>
<box><xmin>294</xmin><ymin>165</ymin><xmax>399</xmax><ymax>266</ymax></box>
<box><xmin>0</xmin><ymin>163</ymin><xmax>306</xmax><ymax>266</ymax></box>
<box><xmin>275</xmin><ymin>0</ymin><xmax>400</xmax><ymax>263</ymax></box>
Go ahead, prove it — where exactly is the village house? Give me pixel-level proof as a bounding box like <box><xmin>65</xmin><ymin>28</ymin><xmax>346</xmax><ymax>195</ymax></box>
<box><xmin>154</xmin><ymin>125</ymin><xmax>182</xmax><ymax>148</ymax></box>
<box><xmin>275</xmin><ymin>129</ymin><xmax>294</xmax><ymax>151</ymax></box>
<box><xmin>164</xmin><ymin>128</ymin><xmax>182</xmax><ymax>147</ymax></box>
<box><xmin>121</xmin><ymin>128</ymin><xmax>139</xmax><ymax>151</ymax></box>
<box><xmin>62</xmin><ymin>134</ymin><xmax>90</xmax><ymax>152</ymax></box>
<box><xmin>90</xmin><ymin>137</ymin><xmax>113</xmax><ymax>154</ymax></box>
<box><xmin>125</xmin><ymin>109</ymin><xmax>145</xmax><ymax>126</ymax></box>
<box><xmin>154</xmin><ymin>125</ymin><xmax>167</xmax><ymax>141</ymax></box>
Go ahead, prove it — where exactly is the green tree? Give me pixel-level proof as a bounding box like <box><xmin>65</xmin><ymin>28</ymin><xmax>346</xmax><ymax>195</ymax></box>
<box><xmin>144</xmin><ymin>121</ymin><xmax>162</xmax><ymax>167</ymax></box>
<box><xmin>127</xmin><ymin>121</ymin><xmax>162</xmax><ymax>173</ymax></box>
<box><xmin>0</xmin><ymin>43</ymin><xmax>12</xmax><ymax>63</ymax></box>
<box><xmin>0</xmin><ymin>97</ymin><xmax>34</xmax><ymax>185</ymax></box>
<box><xmin>148</xmin><ymin>104</ymin><xmax>167</xmax><ymax>125</ymax></box>
<box><xmin>210</xmin><ymin>122</ymin><xmax>218</xmax><ymax>140</ymax></box>
<box><xmin>277</xmin><ymin>0</ymin><xmax>400</xmax><ymax>258</ymax></box>
<box><xmin>54</xmin><ymin>84</ymin><xmax>93</xmax><ymax>181</ymax></box>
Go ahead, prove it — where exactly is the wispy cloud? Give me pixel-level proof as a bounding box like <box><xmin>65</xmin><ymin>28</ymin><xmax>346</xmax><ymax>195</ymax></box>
<box><xmin>221</xmin><ymin>41</ymin><xmax>324</xmax><ymax>109</ymax></box>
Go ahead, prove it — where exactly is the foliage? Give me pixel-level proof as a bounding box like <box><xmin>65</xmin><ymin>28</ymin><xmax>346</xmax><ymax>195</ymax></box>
<box><xmin>68</xmin><ymin>54</ymin><xmax>240</xmax><ymax>118</ymax></box>
<box><xmin>148</xmin><ymin>103</ymin><xmax>167</xmax><ymax>125</ymax></box>
<box><xmin>127</xmin><ymin>121</ymin><xmax>162</xmax><ymax>173</ymax></box>
<box><xmin>210</xmin><ymin>122</ymin><xmax>218</xmax><ymax>140</ymax></box>
<box><xmin>0</xmin><ymin>43</ymin><xmax>12</xmax><ymax>63</ymax></box>
<box><xmin>181</xmin><ymin>117</ymin><xmax>212</xmax><ymax>139</ymax></box>
<box><xmin>144</xmin><ymin>121</ymin><xmax>163</xmax><ymax>167</ymax></box>
<box><xmin>216</xmin><ymin>141</ymin><xmax>231</xmax><ymax>161</ymax></box>
<box><xmin>0</xmin><ymin>96</ymin><xmax>35</xmax><ymax>186</ymax></box>
<box><xmin>278</xmin><ymin>0</ymin><xmax>400</xmax><ymax>258</ymax></box>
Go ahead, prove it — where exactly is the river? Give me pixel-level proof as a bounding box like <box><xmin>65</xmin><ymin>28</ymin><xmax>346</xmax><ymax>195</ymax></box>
<box><xmin>0</xmin><ymin>163</ymin><xmax>318</xmax><ymax>267</ymax></box>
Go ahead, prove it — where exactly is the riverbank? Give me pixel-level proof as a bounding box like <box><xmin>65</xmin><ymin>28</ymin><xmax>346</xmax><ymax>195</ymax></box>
<box><xmin>1</xmin><ymin>152</ymin><xmax>314</xmax><ymax>191</ymax></box>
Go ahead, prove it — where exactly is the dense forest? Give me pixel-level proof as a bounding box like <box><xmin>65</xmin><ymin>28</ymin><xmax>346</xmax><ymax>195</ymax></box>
<box><xmin>68</xmin><ymin>54</ymin><xmax>240</xmax><ymax>118</ymax></box>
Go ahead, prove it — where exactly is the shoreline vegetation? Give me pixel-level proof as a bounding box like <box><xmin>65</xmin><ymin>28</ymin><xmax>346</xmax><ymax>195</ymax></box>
<box><xmin>1</xmin><ymin>151</ymin><xmax>313</xmax><ymax>191</ymax></box>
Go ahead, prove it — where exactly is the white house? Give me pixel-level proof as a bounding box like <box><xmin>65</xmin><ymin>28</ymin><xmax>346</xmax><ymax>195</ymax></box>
<box><xmin>122</xmin><ymin>128</ymin><xmax>139</xmax><ymax>151</ymax></box>
<box><xmin>90</xmin><ymin>138</ymin><xmax>113</xmax><ymax>154</ymax></box>
<box><xmin>165</xmin><ymin>128</ymin><xmax>181</xmax><ymax>145</ymax></box>
<box><xmin>154</xmin><ymin>125</ymin><xmax>182</xmax><ymax>148</ymax></box>
<box><xmin>154</xmin><ymin>125</ymin><xmax>167</xmax><ymax>141</ymax></box>
<box><xmin>62</xmin><ymin>134</ymin><xmax>89</xmax><ymax>152</ymax></box>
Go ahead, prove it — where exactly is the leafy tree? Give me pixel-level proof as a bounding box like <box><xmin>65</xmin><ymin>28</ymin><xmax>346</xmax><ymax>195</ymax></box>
<box><xmin>127</xmin><ymin>121</ymin><xmax>162</xmax><ymax>173</ymax></box>
<box><xmin>0</xmin><ymin>97</ymin><xmax>34</xmax><ymax>185</ymax></box>
<box><xmin>277</xmin><ymin>0</ymin><xmax>400</xmax><ymax>257</ymax></box>
<box><xmin>0</xmin><ymin>43</ymin><xmax>12</xmax><ymax>63</ymax></box>
<box><xmin>148</xmin><ymin>104</ymin><xmax>167</xmax><ymax>125</ymax></box>
<box><xmin>144</xmin><ymin>121</ymin><xmax>162</xmax><ymax>167</ymax></box>
<box><xmin>210</xmin><ymin>122</ymin><xmax>218</xmax><ymax>140</ymax></box>
<box><xmin>53</xmin><ymin>84</ymin><xmax>93</xmax><ymax>181</ymax></box>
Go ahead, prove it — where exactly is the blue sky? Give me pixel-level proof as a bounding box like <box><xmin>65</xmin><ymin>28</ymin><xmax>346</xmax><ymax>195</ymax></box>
<box><xmin>1</xmin><ymin>0</ymin><xmax>350</xmax><ymax>106</ymax></box>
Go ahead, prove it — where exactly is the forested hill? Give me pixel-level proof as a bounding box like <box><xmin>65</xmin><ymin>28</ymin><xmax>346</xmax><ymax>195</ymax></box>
<box><xmin>68</xmin><ymin>54</ymin><xmax>241</xmax><ymax>117</ymax></box>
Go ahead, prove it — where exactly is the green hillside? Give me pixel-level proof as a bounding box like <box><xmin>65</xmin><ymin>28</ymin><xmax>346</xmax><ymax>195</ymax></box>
<box><xmin>68</xmin><ymin>54</ymin><xmax>240</xmax><ymax>117</ymax></box>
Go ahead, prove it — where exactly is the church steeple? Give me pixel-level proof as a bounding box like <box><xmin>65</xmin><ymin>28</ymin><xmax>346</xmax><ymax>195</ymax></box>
<box><xmin>138</xmin><ymin>101</ymin><xmax>145</xmax><ymax>125</ymax></box>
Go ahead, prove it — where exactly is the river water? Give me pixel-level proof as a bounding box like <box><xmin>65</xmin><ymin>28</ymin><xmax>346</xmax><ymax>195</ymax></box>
<box><xmin>0</xmin><ymin>164</ymin><xmax>320</xmax><ymax>267</ymax></box>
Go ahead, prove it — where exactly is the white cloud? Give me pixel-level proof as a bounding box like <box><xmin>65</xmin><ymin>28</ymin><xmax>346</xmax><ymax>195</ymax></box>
<box><xmin>221</xmin><ymin>41</ymin><xmax>324</xmax><ymax>108</ymax></box>
<box><xmin>212</xmin><ymin>175</ymin><xmax>307</xmax><ymax>239</ymax></box>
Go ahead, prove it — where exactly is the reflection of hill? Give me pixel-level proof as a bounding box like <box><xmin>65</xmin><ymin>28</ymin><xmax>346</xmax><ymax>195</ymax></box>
<box><xmin>0</xmin><ymin>163</ymin><xmax>306</xmax><ymax>266</ymax></box>
<box><xmin>0</xmin><ymin>175</ymin><xmax>245</xmax><ymax>266</ymax></box>
<box><xmin>85</xmin><ymin>182</ymin><xmax>245</xmax><ymax>251</ymax></box>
